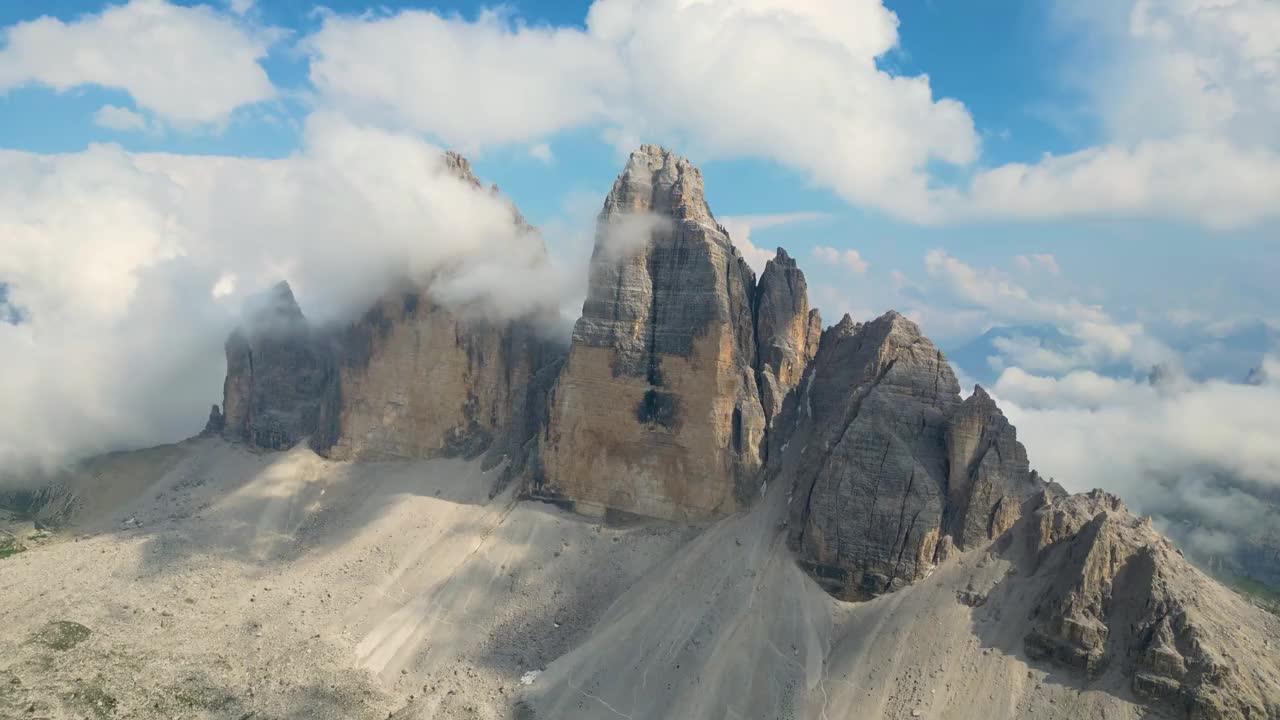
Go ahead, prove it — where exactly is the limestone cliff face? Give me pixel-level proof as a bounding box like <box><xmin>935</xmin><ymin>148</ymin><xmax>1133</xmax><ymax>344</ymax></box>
<box><xmin>1020</xmin><ymin>490</ymin><xmax>1280</xmax><ymax>719</ymax></box>
<box><xmin>784</xmin><ymin>311</ymin><xmax>965</xmax><ymax>598</ymax></box>
<box><xmin>535</xmin><ymin>145</ymin><xmax>766</xmax><ymax>521</ymax></box>
<box><xmin>944</xmin><ymin>385</ymin><xmax>1036</xmax><ymax>548</ymax></box>
<box><xmin>220</xmin><ymin>281</ymin><xmax>333</xmax><ymax>450</ymax></box>
<box><xmin>754</xmin><ymin>248</ymin><xmax>819</xmax><ymax>441</ymax></box>
<box><xmin>312</xmin><ymin>291</ymin><xmax>554</xmax><ymax>466</ymax></box>
<box><xmin>777</xmin><ymin>311</ymin><xmax>1049</xmax><ymax>600</ymax></box>
<box><xmin>215</xmin><ymin>149</ymin><xmax>559</xmax><ymax>475</ymax></box>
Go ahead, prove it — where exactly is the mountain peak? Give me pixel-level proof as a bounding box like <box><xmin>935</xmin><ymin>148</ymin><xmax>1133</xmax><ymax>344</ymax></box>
<box><xmin>442</xmin><ymin>150</ymin><xmax>482</xmax><ymax>188</ymax></box>
<box><xmin>769</xmin><ymin>246</ymin><xmax>796</xmax><ymax>267</ymax></box>
<box><xmin>605</xmin><ymin>145</ymin><xmax>713</xmax><ymax>224</ymax></box>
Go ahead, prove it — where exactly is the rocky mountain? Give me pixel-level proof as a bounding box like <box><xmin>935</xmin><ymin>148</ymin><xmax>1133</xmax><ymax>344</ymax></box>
<box><xmin>754</xmin><ymin>247</ymin><xmax>822</xmax><ymax>442</ymax></box>
<box><xmin>1019</xmin><ymin>490</ymin><xmax>1280</xmax><ymax>718</ymax></box>
<box><xmin>29</xmin><ymin>143</ymin><xmax>1268</xmax><ymax>719</ymax></box>
<box><xmin>220</xmin><ymin>281</ymin><xmax>333</xmax><ymax>450</ymax></box>
<box><xmin>212</xmin><ymin>156</ymin><xmax>561</xmax><ymax>486</ymax></box>
<box><xmin>532</xmin><ymin>145</ymin><xmax>767</xmax><ymax>521</ymax></box>
<box><xmin>312</xmin><ymin>290</ymin><xmax>555</xmax><ymax>468</ymax></box>
<box><xmin>772</xmin><ymin>311</ymin><xmax>1051</xmax><ymax>600</ymax></box>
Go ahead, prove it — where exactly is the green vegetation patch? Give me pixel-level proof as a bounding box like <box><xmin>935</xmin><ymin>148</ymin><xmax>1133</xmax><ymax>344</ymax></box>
<box><xmin>1230</xmin><ymin>575</ymin><xmax>1280</xmax><ymax>615</ymax></box>
<box><xmin>171</xmin><ymin>679</ymin><xmax>239</xmax><ymax>711</ymax></box>
<box><xmin>0</xmin><ymin>536</ymin><xmax>24</xmax><ymax>559</ymax></box>
<box><xmin>30</xmin><ymin>620</ymin><xmax>92</xmax><ymax>651</ymax></box>
<box><xmin>64</xmin><ymin>682</ymin><xmax>118</xmax><ymax>719</ymax></box>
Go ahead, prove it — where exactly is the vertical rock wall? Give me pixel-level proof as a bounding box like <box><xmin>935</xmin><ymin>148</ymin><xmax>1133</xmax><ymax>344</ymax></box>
<box><xmin>754</xmin><ymin>248</ymin><xmax>820</xmax><ymax>447</ymax></box>
<box><xmin>220</xmin><ymin>281</ymin><xmax>333</xmax><ymax>450</ymax></box>
<box><xmin>535</xmin><ymin>145</ymin><xmax>766</xmax><ymax>520</ymax></box>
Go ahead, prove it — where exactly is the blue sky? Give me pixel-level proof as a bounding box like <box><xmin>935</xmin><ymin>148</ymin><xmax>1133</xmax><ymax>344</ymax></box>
<box><xmin>1</xmin><ymin>0</ymin><xmax>1278</xmax><ymax>385</ymax></box>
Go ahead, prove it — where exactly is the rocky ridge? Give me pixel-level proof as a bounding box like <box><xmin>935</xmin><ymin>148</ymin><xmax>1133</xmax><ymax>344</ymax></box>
<box><xmin>198</xmin><ymin>144</ymin><xmax>1280</xmax><ymax>718</ymax></box>
<box><xmin>215</xmin><ymin>154</ymin><xmax>558</xmax><ymax>480</ymax></box>
<box><xmin>1016</xmin><ymin>489</ymin><xmax>1280</xmax><ymax>718</ymax></box>
<box><xmin>772</xmin><ymin>310</ymin><xmax>1049</xmax><ymax>601</ymax></box>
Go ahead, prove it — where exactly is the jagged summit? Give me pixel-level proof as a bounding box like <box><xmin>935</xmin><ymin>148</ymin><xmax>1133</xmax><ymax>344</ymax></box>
<box><xmin>442</xmin><ymin>149</ymin><xmax>481</xmax><ymax>188</ymax></box>
<box><xmin>755</xmin><ymin>246</ymin><xmax>820</xmax><ymax>433</ymax></box>
<box><xmin>1018</xmin><ymin>489</ymin><xmax>1280</xmax><ymax>718</ymax></box>
<box><xmin>604</xmin><ymin>144</ymin><xmax>717</xmax><ymax>226</ymax></box>
<box><xmin>216</xmin><ymin>147</ymin><xmax>556</xmax><ymax>464</ymax></box>
<box><xmin>240</xmin><ymin>280</ymin><xmax>306</xmax><ymax>334</ymax></box>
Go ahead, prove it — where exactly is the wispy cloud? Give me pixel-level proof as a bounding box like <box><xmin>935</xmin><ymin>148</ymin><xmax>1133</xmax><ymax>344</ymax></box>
<box><xmin>719</xmin><ymin>212</ymin><xmax>830</xmax><ymax>274</ymax></box>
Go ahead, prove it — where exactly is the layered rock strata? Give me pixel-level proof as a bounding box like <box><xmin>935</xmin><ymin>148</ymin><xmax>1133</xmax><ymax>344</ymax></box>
<box><xmin>780</xmin><ymin>311</ymin><xmax>1047</xmax><ymax>599</ymax></box>
<box><xmin>754</xmin><ymin>248</ymin><xmax>820</xmax><ymax>442</ymax></box>
<box><xmin>1020</xmin><ymin>490</ymin><xmax>1280</xmax><ymax>719</ymax></box>
<box><xmin>534</xmin><ymin>145</ymin><xmax>766</xmax><ymax>521</ymax></box>
<box><xmin>312</xmin><ymin>292</ymin><xmax>555</xmax><ymax>465</ymax></box>
<box><xmin>944</xmin><ymin>385</ymin><xmax>1034</xmax><ymax>548</ymax></box>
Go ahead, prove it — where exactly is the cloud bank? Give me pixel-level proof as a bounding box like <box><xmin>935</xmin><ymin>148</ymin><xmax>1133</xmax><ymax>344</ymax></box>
<box><xmin>0</xmin><ymin>114</ymin><xmax>566</xmax><ymax>473</ymax></box>
<box><xmin>994</xmin><ymin>360</ymin><xmax>1280</xmax><ymax>567</ymax></box>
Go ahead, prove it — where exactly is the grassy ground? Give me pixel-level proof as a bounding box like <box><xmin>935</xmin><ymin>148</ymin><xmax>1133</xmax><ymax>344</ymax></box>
<box><xmin>0</xmin><ymin>535</ymin><xmax>25</xmax><ymax>559</ymax></box>
<box><xmin>1220</xmin><ymin>572</ymin><xmax>1280</xmax><ymax>615</ymax></box>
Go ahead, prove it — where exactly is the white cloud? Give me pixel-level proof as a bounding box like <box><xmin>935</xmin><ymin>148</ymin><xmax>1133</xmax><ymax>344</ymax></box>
<box><xmin>228</xmin><ymin>0</ymin><xmax>254</xmax><ymax>15</ymax></box>
<box><xmin>993</xmin><ymin>364</ymin><xmax>1280</xmax><ymax>546</ymax></box>
<box><xmin>92</xmin><ymin>104</ymin><xmax>148</xmax><ymax>132</ymax></box>
<box><xmin>0</xmin><ymin>113</ymin><xmax>565</xmax><ymax>473</ymax></box>
<box><xmin>305</xmin><ymin>1</ymin><xmax>978</xmax><ymax>218</ymax></box>
<box><xmin>930</xmin><ymin>0</ymin><xmax>1280</xmax><ymax>228</ymax></box>
<box><xmin>298</xmin><ymin>0</ymin><xmax>1280</xmax><ymax>228</ymax></box>
<box><xmin>1105</xmin><ymin>0</ymin><xmax>1280</xmax><ymax>145</ymax></box>
<box><xmin>719</xmin><ymin>212</ymin><xmax>829</xmax><ymax>275</ymax></box>
<box><xmin>812</xmin><ymin>245</ymin><xmax>868</xmax><ymax>274</ymax></box>
<box><xmin>529</xmin><ymin>142</ymin><xmax>554</xmax><ymax>163</ymax></box>
<box><xmin>0</xmin><ymin>0</ymin><xmax>276</xmax><ymax>127</ymax></box>
<box><xmin>920</xmin><ymin>249</ymin><xmax>1172</xmax><ymax>372</ymax></box>
<box><xmin>810</xmin><ymin>283</ymin><xmax>874</xmax><ymax>326</ymax></box>
<box><xmin>1014</xmin><ymin>253</ymin><xmax>1060</xmax><ymax>275</ymax></box>
<box><xmin>211</xmin><ymin>273</ymin><xmax>237</xmax><ymax>299</ymax></box>
<box><xmin>936</xmin><ymin>138</ymin><xmax>1280</xmax><ymax>228</ymax></box>
<box><xmin>306</xmin><ymin>8</ymin><xmax>621</xmax><ymax>150</ymax></box>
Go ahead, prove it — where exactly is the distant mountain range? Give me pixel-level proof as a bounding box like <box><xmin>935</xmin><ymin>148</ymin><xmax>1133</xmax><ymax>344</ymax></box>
<box><xmin>946</xmin><ymin>320</ymin><xmax>1278</xmax><ymax>386</ymax></box>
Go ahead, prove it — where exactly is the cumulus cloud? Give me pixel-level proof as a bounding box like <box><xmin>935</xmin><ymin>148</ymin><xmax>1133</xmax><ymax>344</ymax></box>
<box><xmin>296</xmin><ymin>0</ymin><xmax>1280</xmax><ymax>228</ymax></box>
<box><xmin>305</xmin><ymin>0</ymin><xmax>978</xmax><ymax>218</ymax></box>
<box><xmin>936</xmin><ymin>138</ymin><xmax>1280</xmax><ymax>228</ymax></box>
<box><xmin>92</xmin><ymin>104</ymin><xmax>148</xmax><ymax>132</ymax></box>
<box><xmin>0</xmin><ymin>113</ymin><xmax>567</xmax><ymax>474</ymax></box>
<box><xmin>0</xmin><ymin>0</ymin><xmax>276</xmax><ymax>127</ymax></box>
<box><xmin>306</xmin><ymin>8</ymin><xmax>621</xmax><ymax>150</ymax></box>
<box><xmin>931</xmin><ymin>0</ymin><xmax>1280</xmax><ymax>228</ymax></box>
<box><xmin>924</xmin><ymin>250</ymin><xmax>1102</xmax><ymax>325</ymax></box>
<box><xmin>812</xmin><ymin>246</ymin><xmax>868</xmax><ymax>274</ymax></box>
